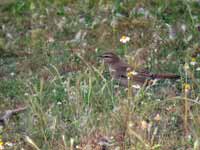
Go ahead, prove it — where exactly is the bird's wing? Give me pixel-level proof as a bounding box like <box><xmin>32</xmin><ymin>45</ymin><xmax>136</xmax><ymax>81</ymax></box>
<box><xmin>114</xmin><ymin>63</ymin><xmax>129</xmax><ymax>78</ymax></box>
<box><xmin>116</xmin><ymin>63</ymin><xmax>151</xmax><ymax>78</ymax></box>
<box><xmin>114</xmin><ymin>63</ymin><xmax>150</xmax><ymax>84</ymax></box>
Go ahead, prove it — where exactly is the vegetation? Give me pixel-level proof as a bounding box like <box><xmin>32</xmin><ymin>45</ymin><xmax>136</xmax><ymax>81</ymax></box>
<box><xmin>0</xmin><ymin>0</ymin><xmax>200</xmax><ymax>149</ymax></box>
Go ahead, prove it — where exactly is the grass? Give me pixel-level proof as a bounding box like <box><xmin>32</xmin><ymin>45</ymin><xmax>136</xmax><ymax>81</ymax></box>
<box><xmin>0</xmin><ymin>0</ymin><xmax>200</xmax><ymax>149</ymax></box>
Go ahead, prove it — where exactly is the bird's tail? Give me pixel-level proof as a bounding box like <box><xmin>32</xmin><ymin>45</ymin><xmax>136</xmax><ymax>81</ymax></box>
<box><xmin>151</xmin><ymin>73</ymin><xmax>180</xmax><ymax>79</ymax></box>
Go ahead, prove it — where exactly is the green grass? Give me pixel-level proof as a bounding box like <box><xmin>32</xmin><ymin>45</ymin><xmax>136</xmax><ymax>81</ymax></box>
<box><xmin>0</xmin><ymin>0</ymin><xmax>200</xmax><ymax>149</ymax></box>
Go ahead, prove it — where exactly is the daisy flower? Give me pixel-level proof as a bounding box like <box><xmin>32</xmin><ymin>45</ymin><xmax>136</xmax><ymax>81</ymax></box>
<box><xmin>190</xmin><ymin>57</ymin><xmax>197</xmax><ymax>66</ymax></box>
<box><xmin>120</xmin><ymin>36</ymin><xmax>130</xmax><ymax>44</ymax></box>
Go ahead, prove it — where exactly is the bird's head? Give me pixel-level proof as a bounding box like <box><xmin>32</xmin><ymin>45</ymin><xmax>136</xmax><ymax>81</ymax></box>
<box><xmin>99</xmin><ymin>52</ymin><xmax>120</xmax><ymax>65</ymax></box>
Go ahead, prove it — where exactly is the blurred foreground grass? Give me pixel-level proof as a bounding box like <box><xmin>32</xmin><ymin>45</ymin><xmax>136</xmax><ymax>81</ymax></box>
<box><xmin>0</xmin><ymin>0</ymin><xmax>200</xmax><ymax>149</ymax></box>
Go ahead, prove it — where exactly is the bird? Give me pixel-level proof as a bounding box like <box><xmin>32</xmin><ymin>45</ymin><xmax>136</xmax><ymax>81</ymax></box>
<box><xmin>100</xmin><ymin>52</ymin><xmax>180</xmax><ymax>88</ymax></box>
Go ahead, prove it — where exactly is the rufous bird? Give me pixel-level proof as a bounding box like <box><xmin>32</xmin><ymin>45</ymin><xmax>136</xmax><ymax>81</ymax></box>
<box><xmin>100</xmin><ymin>52</ymin><xmax>180</xmax><ymax>87</ymax></box>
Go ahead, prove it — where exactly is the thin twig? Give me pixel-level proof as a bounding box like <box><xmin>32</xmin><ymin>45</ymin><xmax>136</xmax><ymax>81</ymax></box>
<box><xmin>0</xmin><ymin>106</ymin><xmax>28</xmax><ymax>126</ymax></box>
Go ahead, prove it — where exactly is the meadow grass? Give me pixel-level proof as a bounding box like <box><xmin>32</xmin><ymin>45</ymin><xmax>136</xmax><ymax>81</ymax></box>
<box><xmin>0</xmin><ymin>0</ymin><xmax>200</xmax><ymax>149</ymax></box>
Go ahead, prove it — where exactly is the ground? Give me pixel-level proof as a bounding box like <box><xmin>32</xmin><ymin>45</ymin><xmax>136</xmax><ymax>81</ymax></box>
<box><xmin>0</xmin><ymin>0</ymin><xmax>200</xmax><ymax>149</ymax></box>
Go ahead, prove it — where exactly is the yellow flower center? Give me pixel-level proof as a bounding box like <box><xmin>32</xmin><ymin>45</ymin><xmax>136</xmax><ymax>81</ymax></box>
<box><xmin>121</xmin><ymin>36</ymin><xmax>126</xmax><ymax>40</ymax></box>
<box><xmin>191</xmin><ymin>57</ymin><xmax>196</xmax><ymax>62</ymax></box>
<box><xmin>184</xmin><ymin>83</ymin><xmax>191</xmax><ymax>91</ymax></box>
<box><xmin>0</xmin><ymin>141</ymin><xmax>3</xmax><ymax>146</ymax></box>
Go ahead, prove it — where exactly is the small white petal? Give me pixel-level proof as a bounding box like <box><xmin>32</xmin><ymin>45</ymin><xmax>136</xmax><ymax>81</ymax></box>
<box><xmin>196</xmin><ymin>67</ymin><xmax>200</xmax><ymax>71</ymax></box>
<box><xmin>184</xmin><ymin>63</ymin><xmax>190</xmax><ymax>70</ymax></box>
<box><xmin>190</xmin><ymin>61</ymin><xmax>197</xmax><ymax>66</ymax></box>
<box><xmin>130</xmin><ymin>71</ymin><xmax>138</xmax><ymax>75</ymax></box>
<box><xmin>57</xmin><ymin>102</ymin><xmax>62</xmax><ymax>105</ymax></box>
<box><xmin>120</xmin><ymin>36</ymin><xmax>130</xmax><ymax>43</ymax></box>
<box><xmin>132</xmin><ymin>84</ymin><xmax>141</xmax><ymax>89</ymax></box>
<box><xmin>47</xmin><ymin>37</ymin><xmax>55</xmax><ymax>43</ymax></box>
<box><xmin>5</xmin><ymin>142</ymin><xmax>15</xmax><ymax>147</ymax></box>
<box><xmin>125</xmin><ymin>37</ymin><xmax>130</xmax><ymax>42</ymax></box>
<box><xmin>10</xmin><ymin>72</ymin><xmax>15</xmax><ymax>76</ymax></box>
<box><xmin>128</xmin><ymin>121</ymin><xmax>134</xmax><ymax>127</ymax></box>
<box><xmin>6</xmin><ymin>33</ymin><xmax>13</xmax><ymax>39</ymax></box>
<box><xmin>0</xmin><ymin>145</ymin><xmax>4</xmax><ymax>150</ymax></box>
<box><xmin>181</xmin><ymin>24</ymin><xmax>186</xmax><ymax>32</ymax></box>
<box><xmin>24</xmin><ymin>93</ymin><xmax>29</xmax><ymax>96</ymax></box>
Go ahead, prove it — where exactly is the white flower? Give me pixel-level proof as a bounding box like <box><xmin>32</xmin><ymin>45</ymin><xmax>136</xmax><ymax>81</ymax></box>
<box><xmin>57</xmin><ymin>102</ymin><xmax>62</xmax><ymax>105</ymax></box>
<box><xmin>0</xmin><ymin>145</ymin><xmax>4</xmax><ymax>150</ymax></box>
<box><xmin>6</xmin><ymin>33</ymin><xmax>13</xmax><ymax>39</ymax></box>
<box><xmin>70</xmin><ymin>138</ymin><xmax>74</xmax><ymax>147</ymax></box>
<box><xmin>127</xmin><ymin>70</ymin><xmax>138</xmax><ymax>77</ymax></box>
<box><xmin>24</xmin><ymin>93</ymin><xmax>29</xmax><ymax>96</ymax></box>
<box><xmin>181</xmin><ymin>24</ymin><xmax>186</xmax><ymax>32</ymax></box>
<box><xmin>132</xmin><ymin>84</ymin><xmax>141</xmax><ymax>89</ymax></box>
<box><xmin>76</xmin><ymin>145</ymin><xmax>81</xmax><ymax>149</ymax></box>
<box><xmin>190</xmin><ymin>62</ymin><xmax>196</xmax><ymax>66</ymax></box>
<box><xmin>187</xmin><ymin>134</ymin><xmax>192</xmax><ymax>140</ymax></box>
<box><xmin>184</xmin><ymin>83</ymin><xmax>191</xmax><ymax>93</ymax></box>
<box><xmin>137</xmin><ymin>7</ymin><xmax>145</xmax><ymax>15</ymax></box>
<box><xmin>10</xmin><ymin>72</ymin><xmax>15</xmax><ymax>76</ymax></box>
<box><xmin>154</xmin><ymin>114</ymin><xmax>161</xmax><ymax>121</ymax></box>
<box><xmin>47</xmin><ymin>36</ymin><xmax>55</xmax><ymax>43</ymax></box>
<box><xmin>196</xmin><ymin>67</ymin><xmax>200</xmax><ymax>71</ymax></box>
<box><xmin>130</xmin><ymin>70</ymin><xmax>138</xmax><ymax>75</ymax></box>
<box><xmin>120</xmin><ymin>36</ymin><xmax>130</xmax><ymax>44</ymax></box>
<box><xmin>190</xmin><ymin>58</ymin><xmax>197</xmax><ymax>66</ymax></box>
<box><xmin>128</xmin><ymin>121</ymin><xmax>134</xmax><ymax>127</ymax></box>
<box><xmin>5</xmin><ymin>142</ymin><xmax>15</xmax><ymax>147</ymax></box>
<box><xmin>184</xmin><ymin>63</ymin><xmax>189</xmax><ymax>70</ymax></box>
<box><xmin>137</xmin><ymin>7</ymin><xmax>150</xmax><ymax>17</ymax></box>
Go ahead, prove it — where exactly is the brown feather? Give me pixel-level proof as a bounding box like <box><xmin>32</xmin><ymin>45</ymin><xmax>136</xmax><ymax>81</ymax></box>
<box><xmin>101</xmin><ymin>52</ymin><xmax>180</xmax><ymax>87</ymax></box>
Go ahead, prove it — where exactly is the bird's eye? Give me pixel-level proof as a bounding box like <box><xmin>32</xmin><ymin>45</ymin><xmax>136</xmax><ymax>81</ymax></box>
<box><xmin>103</xmin><ymin>55</ymin><xmax>111</xmax><ymax>58</ymax></box>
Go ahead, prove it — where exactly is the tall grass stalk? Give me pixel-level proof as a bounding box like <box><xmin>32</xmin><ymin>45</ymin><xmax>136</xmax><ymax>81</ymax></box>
<box><xmin>184</xmin><ymin>88</ymin><xmax>189</xmax><ymax>136</ymax></box>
